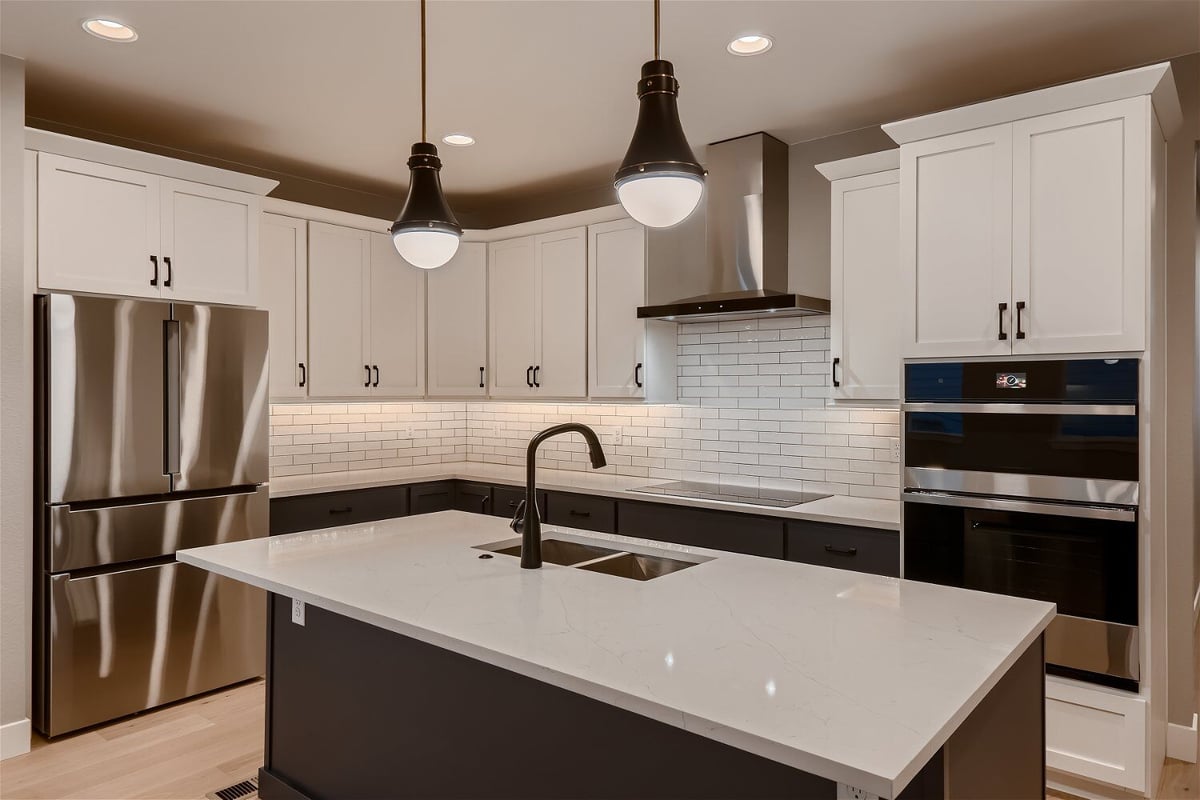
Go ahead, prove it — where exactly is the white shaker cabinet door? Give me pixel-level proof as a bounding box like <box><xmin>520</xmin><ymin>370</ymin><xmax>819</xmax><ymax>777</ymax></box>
<box><xmin>260</xmin><ymin>214</ymin><xmax>308</xmax><ymax>399</ymax></box>
<box><xmin>534</xmin><ymin>227</ymin><xmax>587</xmax><ymax>398</ymax></box>
<box><xmin>900</xmin><ymin>124</ymin><xmax>1013</xmax><ymax>358</ymax></box>
<box><xmin>427</xmin><ymin>243</ymin><xmax>488</xmax><ymax>397</ymax></box>
<box><xmin>37</xmin><ymin>153</ymin><xmax>162</xmax><ymax>298</ymax></box>
<box><xmin>1011</xmin><ymin>97</ymin><xmax>1148</xmax><ymax>354</ymax></box>
<box><xmin>589</xmin><ymin>219</ymin><xmax>646</xmax><ymax>399</ymax></box>
<box><xmin>830</xmin><ymin>170</ymin><xmax>901</xmax><ymax>400</ymax></box>
<box><xmin>159</xmin><ymin>178</ymin><xmax>260</xmax><ymax>306</ymax></box>
<box><xmin>368</xmin><ymin>233</ymin><xmax>426</xmax><ymax>397</ymax></box>
<box><xmin>488</xmin><ymin>236</ymin><xmax>539</xmax><ymax>398</ymax></box>
<box><xmin>306</xmin><ymin>222</ymin><xmax>371</xmax><ymax>398</ymax></box>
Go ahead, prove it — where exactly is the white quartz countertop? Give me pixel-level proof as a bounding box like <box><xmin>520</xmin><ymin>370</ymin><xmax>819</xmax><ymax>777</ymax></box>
<box><xmin>269</xmin><ymin>462</ymin><xmax>901</xmax><ymax>531</ymax></box>
<box><xmin>179</xmin><ymin>512</ymin><xmax>1052</xmax><ymax>797</ymax></box>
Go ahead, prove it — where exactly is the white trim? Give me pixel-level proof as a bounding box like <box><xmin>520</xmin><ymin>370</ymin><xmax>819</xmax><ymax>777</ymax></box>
<box><xmin>815</xmin><ymin>150</ymin><xmax>900</xmax><ymax>181</ymax></box>
<box><xmin>883</xmin><ymin>62</ymin><xmax>1181</xmax><ymax>144</ymax></box>
<box><xmin>1046</xmin><ymin>770</ymin><xmax>1144</xmax><ymax>800</ymax></box>
<box><xmin>262</xmin><ymin>196</ymin><xmax>391</xmax><ymax>236</ymax></box>
<box><xmin>0</xmin><ymin>718</ymin><xmax>31</xmax><ymax>761</ymax></box>
<box><xmin>25</xmin><ymin>128</ymin><xmax>279</xmax><ymax>196</ymax></box>
<box><xmin>1167</xmin><ymin>714</ymin><xmax>1198</xmax><ymax>763</ymax></box>
<box><xmin>467</xmin><ymin>205</ymin><xmax>627</xmax><ymax>242</ymax></box>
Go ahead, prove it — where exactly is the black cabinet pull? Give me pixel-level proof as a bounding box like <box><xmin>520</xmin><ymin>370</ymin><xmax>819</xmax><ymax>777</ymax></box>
<box><xmin>480</xmin><ymin>495</ymin><xmax>490</xmax><ymax>513</ymax></box>
<box><xmin>532</xmin><ymin>366</ymin><xmax>540</xmax><ymax>387</ymax></box>
<box><xmin>568</xmin><ymin>509</ymin><xmax>591</xmax><ymax>518</ymax></box>
<box><xmin>526</xmin><ymin>366</ymin><xmax>533</xmax><ymax>387</ymax></box>
<box><xmin>329</xmin><ymin>506</ymin><xmax>353</xmax><ymax>514</ymax></box>
<box><xmin>479</xmin><ymin>366</ymin><xmax>485</xmax><ymax>388</ymax></box>
<box><xmin>298</xmin><ymin>362</ymin><xmax>306</xmax><ymax>387</ymax></box>
<box><xmin>150</xmin><ymin>255</ymin><xmax>159</xmax><ymax>286</ymax></box>
<box><xmin>997</xmin><ymin>302</ymin><xmax>1008</xmax><ymax>341</ymax></box>
<box><xmin>635</xmin><ymin>362</ymin><xmax>643</xmax><ymax>388</ymax></box>
<box><xmin>831</xmin><ymin>357</ymin><xmax>840</xmax><ymax>388</ymax></box>
<box><xmin>1015</xmin><ymin>301</ymin><xmax>1026</xmax><ymax>340</ymax></box>
<box><xmin>823</xmin><ymin>544</ymin><xmax>857</xmax><ymax>556</ymax></box>
<box><xmin>163</xmin><ymin>256</ymin><xmax>173</xmax><ymax>288</ymax></box>
<box><xmin>373</xmin><ymin>365</ymin><xmax>380</xmax><ymax>387</ymax></box>
<box><xmin>364</xmin><ymin>365</ymin><xmax>371</xmax><ymax>387</ymax></box>
<box><xmin>507</xmin><ymin>500</ymin><xmax>518</xmax><ymax>508</ymax></box>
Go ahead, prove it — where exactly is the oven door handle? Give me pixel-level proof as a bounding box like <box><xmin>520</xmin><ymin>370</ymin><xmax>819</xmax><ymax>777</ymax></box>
<box><xmin>901</xmin><ymin>402</ymin><xmax>1136</xmax><ymax>416</ymax></box>
<box><xmin>902</xmin><ymin>491</ymin><xmax>1135</xmax><ymax>522</ymax></box>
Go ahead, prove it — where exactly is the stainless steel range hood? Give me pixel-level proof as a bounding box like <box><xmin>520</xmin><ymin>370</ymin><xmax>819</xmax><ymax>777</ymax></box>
<box><xmin>638</xmin><ymin>132</ymin><xmax>829</xmax><ymax>321</ymax></box>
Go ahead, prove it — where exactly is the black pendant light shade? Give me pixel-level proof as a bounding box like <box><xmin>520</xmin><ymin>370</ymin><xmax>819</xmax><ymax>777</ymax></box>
<box><xmin>390</xmin><ymin>142</ymin><xmax>462</xmax><ymax>238</ymax></box>
<box><xmin>615</xmin><ymin>59</ymin><xmax>705</xmax><ymax>186</ymax></box>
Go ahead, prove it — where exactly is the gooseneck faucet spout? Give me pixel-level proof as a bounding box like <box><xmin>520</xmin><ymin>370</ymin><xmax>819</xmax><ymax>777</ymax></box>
<box><xmin>510</xmin><ymin>423</ymin><xmax>608</xmax><ymax>569</ymax></box>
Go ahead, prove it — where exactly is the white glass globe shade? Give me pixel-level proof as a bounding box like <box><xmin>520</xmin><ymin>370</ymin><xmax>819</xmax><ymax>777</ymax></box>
<box><xmin>616</xmin><ymin>173</ymin><xmax>704</xmax><ymax>228</ymax></box>
<box><xmin>392</xmin><ymin>229</ymin><xmax>460</xmax><ymax>269</ymax></box>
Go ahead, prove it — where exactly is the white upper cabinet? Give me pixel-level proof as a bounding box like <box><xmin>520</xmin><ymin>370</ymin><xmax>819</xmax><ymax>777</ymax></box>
<box><xmin>488</xmin><ymin>236</ymin><xmax>539</xmax><ymax>398</ymax></box>
<box><xmin>588</xmin><ymin>219</ymin><xmax>646</xmax><ymax>399</ymax></box>
<box><xmin>307</xmin><ymin>222</ymin><xmax>371</xmax><ymax>398</ymax></box>
<box><xmin>820</xmin><ymin>155</ymin><xmax>902</xmax><ymax>400</ymax></box>
<box><xmin>36</xmin><ymin>153</ymin><xmax>260</xmax><ymax>306</ymax></box>
<box><xmin>159</xmin><ymin>178</ymin><xmax>260</xmax><ymax>306</ymax></box>
<box><xmin>1011</xmin><ymin>97</ymin><xmax>1147</xmax><ymax>354</ymax></box>
<box><xmin>368</xmin><ymin>233</ymin><xmax>425</xmax><ymax>397</ymax></box>
<box><xmin>534</xmin><ymin>228</ymin><xmax>587</xmax><ymax>397</ymax></box>
<box><xmin>427</xmin><ymin>242</ymin><xmax>488</xmax><ymax>397</ymax></box>
<box><xmin>260</xmin><ymin>214</ymin><xmax>308</xmax><ymax>399</ymax></box>
<box><xmin>899</xmin><ymin>124</ymin><xmax>1013</xmax><ymax>359</ymax></box>
<box><xmin>38</xmin><ymin>153</ymin><xmax>162</xmax><ymax>299</ymax></box>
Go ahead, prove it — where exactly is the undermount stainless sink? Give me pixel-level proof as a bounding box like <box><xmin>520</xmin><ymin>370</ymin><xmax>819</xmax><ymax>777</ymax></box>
<box><xmin>575</xmin><ymin>552</ymin><xmax>699</xmax><ymax>581</ymax></box>
<box><xmin>476</xmin><ymin>537</ymin><xmax>710</xmax><ymax>580</ymax></box>
<box><xmin>489</xmin><ymin>538</ymin><xmax>621</xmax><ymax>566</ymax></box>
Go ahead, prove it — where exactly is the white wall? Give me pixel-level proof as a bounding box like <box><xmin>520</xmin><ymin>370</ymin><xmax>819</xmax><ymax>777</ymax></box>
<box><xmin>0</xmin><ymin>54</ymin><xmax>31</xmax><ymax>760</ymax></box>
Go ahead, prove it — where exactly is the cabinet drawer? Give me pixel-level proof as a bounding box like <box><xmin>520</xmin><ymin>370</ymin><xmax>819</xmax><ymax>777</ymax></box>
<box><xmin>545</xmin><ymin>491</ymin><xmax>616</xmax><ymax>533</ymax></box>
<box><xmin>491</xmin><ymin>485</ymin><xmax>547</xmax><ymax>520</ymax></box>
<box><xmin>785</xmin><ymin>522</ymin><xmax>899</xmax><ymax>577</ymax></box>
<box><xmin>616</xmin><ymin>502</ymin><xmax>784</xmax><ymax>559</ymax></box>
<box><xmin>454</xmin><ymin>482</ymin><xmax>493</xmax><ymax>515</ymax></box>
<box><xmin>409</xmin><ymin>481</ymin><xmax>456</xmax><ymax>515</ymax></box>
<box><xmin>270</xmin><ymin>486</ymin><xmax>408</xmax><ymax>534</ymax></box>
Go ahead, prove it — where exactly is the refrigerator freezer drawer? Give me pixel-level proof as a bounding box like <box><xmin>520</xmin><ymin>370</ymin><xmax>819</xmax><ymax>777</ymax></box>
<box><xmin>48</xmin><ymin>486</ymin><xmax>268</xmax><ymax>573</ymax></box>
<box><xmin>44</xmin><ymin>561</ymin><xmax>265</xmax><ymax>737</ymax></box>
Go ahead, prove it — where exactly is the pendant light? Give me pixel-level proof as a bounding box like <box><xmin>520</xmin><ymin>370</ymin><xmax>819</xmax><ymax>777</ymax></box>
<box><xmin>614</xmin><ymin>0</ymin><xmax>705</xmax><ymax>228</ymax></box>
<box><xmin>389</xmin><ymin>0</ymin><xmax>462</xmax><ymax>269</ymax></box>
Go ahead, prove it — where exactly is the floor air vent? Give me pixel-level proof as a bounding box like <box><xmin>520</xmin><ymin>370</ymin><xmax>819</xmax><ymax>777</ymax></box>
<box><xmin>207</xmin><ymin>777</ymin><xmax>258</xmax><ymax>800</ymax></box>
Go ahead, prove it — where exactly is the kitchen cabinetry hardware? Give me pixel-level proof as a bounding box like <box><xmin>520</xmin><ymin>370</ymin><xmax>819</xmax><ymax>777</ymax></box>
<box><xmin>163</xmin><ymin>256</ymin><xmax>173</xmax><ymax>288</ymax></box>
<box><xmin>364</xmin><ymin>365</ymin><xmax>371</xmax><ymax>387</ymax></box>
<box><xmin>569</xmin><ymin>509</ymin><xmax>592</xmax><ymax>518</ymax></box>
<box><xmin>1015</xmin><ymin>301</ymin><xmax>1026</xmax><ymax>339</ymax></box>
<box><xmin>329</xmin><ymin>507</ymin><xmax>353</xmax><ymax>514</ymax></box>
<box><xmin>998</xmin><ymin>302</ymin><xmax>1008</xmax><ymax>340</ymax></box>
<box><xmin>298</xmin><ymin>363</ymin><xmax>306</xmax><ymax>388</ymax></box>
<box><xmin>526</xmin><ymin>366</ymin><xmax>533</xmax><ymax>387</ymax></box>
<box><xmin>373</xmin><ymin>365</ymin><xmax>380</xmax><ymax>387</ymax></box>
<box><xmin>480</xmin><ymin>496</ymin><xmax>490</xmax><ymax>513</ymax></box>
<box><xmin>150</xmin><ymin>255</ymin><xmax>159</xmax><ymax>286</ymax></box>
<box><xmin>635</xmin><ymin>362</ymin><xmax>643</xmax><ymax>388</ymax></box>
<box><xmin>479</xmin><ymin>366</ymin><xmax>485</xmax><ymax>388</ymax></box>
<box><xmin>824</xmin><ymin>544</ymin><xmax>857</xmax><ymax>556</ymax></box>
<box><xmin>831</xmin><ymin>357</ymin><xmax>840</xmax><ymax>388</ymax></box>
<box><xmin>533</xmin><ymin>365</ymin><xmax>541</xmax><ymax>387</ymax></box>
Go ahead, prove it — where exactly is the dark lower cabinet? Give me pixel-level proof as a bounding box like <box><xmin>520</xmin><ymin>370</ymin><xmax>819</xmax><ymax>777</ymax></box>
<box><xmin>409</xmin><ymin>481</ymin><xmax>456</xmax><ymax>515</ymax></box>
<box><xmin>491</xmin><ymin>485</ymin><xmax>547</xmax><ymax>520</ymax></box>
<box><xmin>616</xmin><ymin>501</ymin><xmax>785</xmax><ymax>559</ymax></box>
<box><xmin>454</xmin><ymin>482</ymin><xmax>492</xmax><ymax>515</ymax></box>
<box><xmin>269</xmin><ymin>486</ymin><xmax>409</xmax><ymax>535</ymax></box>
<box><xmin>786</xmin><ymin>522</ymin><xmax>900</xmax><ymax>577</ymax></box>
<box><xmin>545</xmin><ymin>491</ymin><xmax>617</xmax><ymax>534</ymax></box>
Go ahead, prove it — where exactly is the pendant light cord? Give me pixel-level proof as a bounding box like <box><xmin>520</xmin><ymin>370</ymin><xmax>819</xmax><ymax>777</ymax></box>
<box><xmin>653</xmin><ymin>0</ymin><xmax>660</xmax><ymax>60</ymax></box>
<box><xmin>420</xmin><ymin>0</ymin><xmax>427</xmax><ymax>143</ymax></box>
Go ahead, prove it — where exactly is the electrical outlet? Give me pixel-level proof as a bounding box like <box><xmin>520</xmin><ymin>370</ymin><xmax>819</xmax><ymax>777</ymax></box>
<box><xmin>291</xmin><ymin>598</ymin><xmax>306</xmax><ymax>626</ymax></box>
<box><xmin>837</xmin><ymin>784</ymin><xmax>878</xmax><ymax>800</ymax></box>
<box><xmin>889</xmin><ymin>438</ymin><xmax>901</xmax><ymax>462</ymax></box>
<box><xmin>401</xmin><ymin>424</ymin><xmax>415</xmax><ymax>440</ymax></box>
<box><xmin>609</xmin><ymin>426</ymin><xmax>623</xmax><ymax>447</ymax></box>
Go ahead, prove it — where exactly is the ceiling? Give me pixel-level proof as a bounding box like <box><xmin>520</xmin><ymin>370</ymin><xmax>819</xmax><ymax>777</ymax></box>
<box><xmin>3</xmin><ymin>0</ymin><xmax>1198</xmax><ymax>225</ymax></box>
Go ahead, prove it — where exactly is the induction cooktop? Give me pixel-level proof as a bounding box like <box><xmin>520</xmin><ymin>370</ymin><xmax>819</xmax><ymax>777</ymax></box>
<box><xmin>629</xmin><ymin>481</ymin><xmax>831</xmax><ymax>509</ymax></box>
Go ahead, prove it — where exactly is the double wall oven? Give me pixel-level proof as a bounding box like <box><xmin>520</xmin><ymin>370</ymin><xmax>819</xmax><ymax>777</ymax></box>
<box><xmin>902</xmin><ymin>359</ymin><xmax>1139</xmax><ymax>690</ymax></box>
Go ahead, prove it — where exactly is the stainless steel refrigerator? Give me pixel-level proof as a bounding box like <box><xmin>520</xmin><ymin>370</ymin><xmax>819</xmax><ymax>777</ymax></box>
<box><xmin>33</xmin><ymin>293</ymin><xmax>269</xmax><ymax>736</ymax></box>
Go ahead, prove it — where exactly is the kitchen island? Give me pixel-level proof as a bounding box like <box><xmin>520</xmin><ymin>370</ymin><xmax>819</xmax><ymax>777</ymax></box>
<box><xmin>179</xmin><ymin>510</ymin><xmax>1053</xmax><ymax>800</ymax></box>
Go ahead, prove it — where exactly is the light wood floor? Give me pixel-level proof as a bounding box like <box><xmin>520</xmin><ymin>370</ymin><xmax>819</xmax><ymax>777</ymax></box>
<box><xmin>0</xmin><ymin>670</ymin><xmax>1195</xmax><ymax>799</ymax></box>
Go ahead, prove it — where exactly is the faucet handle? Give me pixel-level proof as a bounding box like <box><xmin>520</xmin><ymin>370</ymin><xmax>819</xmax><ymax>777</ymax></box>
<box><xmin>509</xmin><ymin>499</ymin><xmax>527</xmax><ymax>534</ymax></box>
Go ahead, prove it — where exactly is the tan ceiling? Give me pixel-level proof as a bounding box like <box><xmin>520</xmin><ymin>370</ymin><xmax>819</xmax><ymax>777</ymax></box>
<box><xmin>3</xmin><ymin>0</ymin><xmax>1198</xmax><ymax>225</ymax></box>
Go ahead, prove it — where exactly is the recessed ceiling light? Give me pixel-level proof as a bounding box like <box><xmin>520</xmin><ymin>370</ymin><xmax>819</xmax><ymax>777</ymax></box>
<box><xmin>727</xmin><ymin>34</ymin><xmax>772</xmax><ymax>56</ymax></box>
<box><xmin>82</xmin><ymin>18</ymin><xmax>138</xmax><ymax>42</ymax></box>
<box><xmin>441</xmin><ymin>133</ymin><xmax>475</xmax><ymax>147</ymax></box>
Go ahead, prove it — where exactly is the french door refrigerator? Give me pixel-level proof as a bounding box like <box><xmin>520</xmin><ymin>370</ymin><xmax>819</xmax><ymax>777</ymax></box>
<box><xmin>33</xmin><ymin>293</ymin><xmax>270</xmax><ymax>736</ymax></box>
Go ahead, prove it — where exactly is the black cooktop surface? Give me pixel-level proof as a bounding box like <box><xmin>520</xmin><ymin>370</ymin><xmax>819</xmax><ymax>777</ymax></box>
<box><xmin>630</xmin><ymin>481</ymin><xmax>832</xmax><ymax>509</ymax></box>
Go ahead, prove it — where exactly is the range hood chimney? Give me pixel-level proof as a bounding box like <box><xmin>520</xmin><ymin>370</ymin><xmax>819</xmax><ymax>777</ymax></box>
<box><xmin>637</xmin><ymin>132</ymin><xmax>829</xmax><ymax>321</ymax></box>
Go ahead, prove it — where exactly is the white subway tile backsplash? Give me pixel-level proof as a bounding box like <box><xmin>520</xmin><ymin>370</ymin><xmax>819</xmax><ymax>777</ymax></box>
<box><xmin>267</xmin><ymin>315</ymin><xmax>899</xmax><ymax>499</ymax></box>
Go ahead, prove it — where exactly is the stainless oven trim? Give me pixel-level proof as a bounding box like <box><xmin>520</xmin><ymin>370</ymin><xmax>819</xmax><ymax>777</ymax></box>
<box><xmin>902</xmin><ymin>489</ymin><xmax>1136</xmax><ymax>522</ymax></box>
<box><xmin>902</xmin><ymin>402</ymin><xmax>1136</xmax><ymax>416</ymax></box>
<box><xmin>904</xmin><ymin>467</ymin><xmax>1139</xmax><ymax>507</ymax></box>
<box><xmin>1046</xmin><ymin>615</ymin><xmax>1139</xmax><ymax>682</ymax></box>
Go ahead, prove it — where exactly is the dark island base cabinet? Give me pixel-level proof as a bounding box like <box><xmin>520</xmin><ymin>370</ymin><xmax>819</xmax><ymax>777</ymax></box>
<box><xmin>259</xmin><ymin>596</ymin><xmax>1044</xmax><ymax>800</ymax></box>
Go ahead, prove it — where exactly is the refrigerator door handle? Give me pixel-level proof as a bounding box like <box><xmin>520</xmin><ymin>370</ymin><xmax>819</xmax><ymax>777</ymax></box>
<box><xmin>163</xmin><ymin>319</ymin><xmax>181</xmax><ymax>478</ymax></box>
